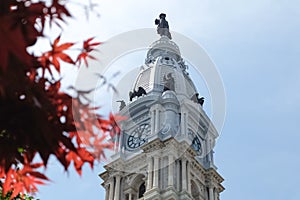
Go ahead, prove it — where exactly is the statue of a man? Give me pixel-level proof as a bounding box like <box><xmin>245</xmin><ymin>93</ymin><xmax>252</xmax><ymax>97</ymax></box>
<box><xmin>155</xmin><ymin>13</ymin><xmax>172</xmax><ymax>39</ymax></box>
<box><xmin>163</xmin><ymin>73</ymin><xmax>175</xmax><ymax>91</ymax></box>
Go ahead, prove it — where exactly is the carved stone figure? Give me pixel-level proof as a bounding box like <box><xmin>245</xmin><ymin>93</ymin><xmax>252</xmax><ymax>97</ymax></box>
<box><xmin>163</xmin><ymin>73</ymin><xmax>175</xmax><ymax>92</ymax></box>
<box><xmin>155</xmin><ymin>13</ymin><xmax>172</xmax><ymax>39</ymax></box>
<box><xmin>191</xmin><ymin>93</ymin><xmax>205</xmax><ymax>106</ymax></box>
<box><xmin>116</xmin><ymin>100</ymin><xmax>126</xmax><ymax>111</ymax></box>
<box><xmin>198</xmin><ymin>97</ymin><xmax>204</xmax><ymax>106</ymax></box>
<box><xmin>129</xmin><ymin>87</ymin><xmax>147</xmax><ymax>101</ymax></box>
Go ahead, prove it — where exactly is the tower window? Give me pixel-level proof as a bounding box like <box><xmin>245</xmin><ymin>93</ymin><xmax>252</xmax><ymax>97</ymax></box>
<box><xmin>138</xmin><ymin>182</ymin><xmax>146</xmax><ymax>198</ymax></box>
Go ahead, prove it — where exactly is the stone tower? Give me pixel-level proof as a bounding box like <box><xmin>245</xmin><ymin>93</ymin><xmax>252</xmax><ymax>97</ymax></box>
<box><xmin>100</xmin><ymin>15</ymin><xmax>224</xmax><ymax>200</ymax></box>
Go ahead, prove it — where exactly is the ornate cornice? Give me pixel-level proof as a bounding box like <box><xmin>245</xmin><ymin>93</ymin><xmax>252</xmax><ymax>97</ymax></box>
<box><xmin>205</xmin><ymin>168</ymin><xmax>225</xmax><ymax>192</ymax></box>
<box><xmin>142</xmin><ymin>138</ymin><xmax>165</xmax><ymax>153</ymax></box>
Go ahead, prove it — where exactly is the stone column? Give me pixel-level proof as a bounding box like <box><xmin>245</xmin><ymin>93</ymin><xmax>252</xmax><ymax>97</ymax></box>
<box><xmin>184</xmin><ymin>113</ymin><xmax>187</xmax><ymax>134</ymax></box>
<box><xmin>147</xmin><ymin>157</ymin><xmax>153</xmax><ymax>190</ymax></box>
<box><xmin>168</xmin><ymin>155</ymin><xmax>174</xmax><ymax>187</ymax></box>
<box><xmin>155</xmin><ymin>110</ymin><xmax>160</xmax><ymax>133</ymax></box>
<box><xmin>104</xmin><ymin>184</ymin><xmax>109</xmax><ymax>200</ymax></box>
<box><xmin>128</xmin><ymin>193</ymin><xmax>132</xmax><ymax>200</ymax></box>
<box><xmin>114</xmin><ymin>175</ymin><xmax>121</xmax><ymax>200</ymax></box>
<box><xmin>116</xmin><ymin>134</ymin><xmax>121</xmax><ymax>152</ymax></box>
<box><xmin>187</xmin><ymin>161</ymin><xmax>192</xmax><ymax>194</ymax></box>
<box><xmin>214</xmin><ymin>189</ymin><xmax>218</xmax><ymax>200</ymax></box>
<box><xmin>109</xmin><ymin>178</ymin><xmax>114</xmax><ymax>200</ymax></box>
<box><xmin>153</xmin><ymin>156</ymin><xmax>159</xmax><ymax>188</ymax></box>
<box><xmin>206</xmin><ymin>139</ymin><xmax>214</xmax><ymax>165</ymax></box>
<box><xmin>182</xmin><ymin>159</ymin><xmax>187</xmax><ymax>191</ymax></box>
<box><xmin>209</xmin><ymin>187</ymin><xmax>214</xmax><ymax>200</ymax></box>
<box><xmin>180</xmin><ymin>112</ymin><xmax>185</xmax><ymax>136</ymax></box>
<box><xmin>176</xmin><ymin>160</ymin><xmax>180</xmax><ymax>190</ymax></box>
<box><xmin>151</xmin><ymin>109</ymin><xmax>155</xmax><ymax>135</ymax></box>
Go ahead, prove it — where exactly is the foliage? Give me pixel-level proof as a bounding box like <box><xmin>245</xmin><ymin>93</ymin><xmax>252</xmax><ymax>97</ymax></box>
<box><xmin>0</xmin><ymin>190</ymin><xmax>38</xmax><ymax>200</ymax></box>
<box><xmin>0</xmin><ymin>0</ymin><xmax>120</xmax><ymax>199</ymax></box>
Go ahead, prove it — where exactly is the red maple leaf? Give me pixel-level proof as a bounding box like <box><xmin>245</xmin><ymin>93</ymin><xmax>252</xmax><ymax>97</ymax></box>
<box><xmin>39</xmin><ymin>35</ymin><xmax>74</xmax><ymax>75</ymax></box>
<box><xmin>96</xmin><ymin>113</ymin><xmax>126</xmax><ymax>145</ymax></box>
<box><xmin>2</xmin><ymin>157</ymin><xmax>48</xmax><ymax>199</ymax></box>
<box><xmin>92</xmin><ymin>134</ymin><xmax>114</xmax><ymax>160</ymax></box>
<box><xmin>66</xmin><ymin>148</ymin><xmax>94</xmax><ymax>175</ymax></box>
<box><xmin>76</xmin><ymin>37</ymin><xmax>102</xmax><ymax>67</ymax></box>
<box><xmin>0</xmin><ymin>1</ymin><xmax>121</xmax><ymax>197</ymax></box>
<box><xmin>47</xmin><ymin>0</ymin><xmax>71</xmax><ymax>27</ymax></box>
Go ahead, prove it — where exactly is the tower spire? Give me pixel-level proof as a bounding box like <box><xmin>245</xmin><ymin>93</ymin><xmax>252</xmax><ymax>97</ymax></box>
<box><xmin>100</xmin><ymin>15</ymin><xmax>224</xmax><ymax>200</ymax></box>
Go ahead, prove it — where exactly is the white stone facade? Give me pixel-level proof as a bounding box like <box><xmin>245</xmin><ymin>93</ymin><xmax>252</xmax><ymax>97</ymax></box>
<box><xmin>100</xmin><ymin>36</ymin><xmax>224</xmax><ymax>200</ymax></box>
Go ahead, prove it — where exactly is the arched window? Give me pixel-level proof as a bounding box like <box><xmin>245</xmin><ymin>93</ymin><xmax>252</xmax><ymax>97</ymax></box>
<box><xmin>138</xmin><ymin>182</ymin><xmax>146</xmax><ymax>198</ymax></box>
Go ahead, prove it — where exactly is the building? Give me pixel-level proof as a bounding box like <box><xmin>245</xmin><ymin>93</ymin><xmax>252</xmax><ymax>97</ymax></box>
<box><xmin>99</xmin><ymin>15</ymin><xmax>224</xmax><ymax>200</ymax></box>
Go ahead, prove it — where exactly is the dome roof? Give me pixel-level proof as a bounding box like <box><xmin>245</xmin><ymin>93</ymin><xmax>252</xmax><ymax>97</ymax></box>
<box><xmin>132</xmin><ymin>37</ymin><xmax>198</xmax><ymax>102</ymax></box>
<box><xmin>146</xmin><ymin>36</ymin><xmax>181</xmax><ymax>63</ymax></box>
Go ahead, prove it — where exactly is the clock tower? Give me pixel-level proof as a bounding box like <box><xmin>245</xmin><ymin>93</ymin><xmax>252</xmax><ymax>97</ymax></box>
<box><xmin>99</xmin><ymin>14</ymin><xmax>224</xmax><ymax>200</ymax></box>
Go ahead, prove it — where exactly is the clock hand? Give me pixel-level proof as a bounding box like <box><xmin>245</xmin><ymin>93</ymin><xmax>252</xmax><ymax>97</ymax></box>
<box><xmin>137</xmin><ymin>128</ymin><xmax>142</xmax><ymax>138</ymax></box>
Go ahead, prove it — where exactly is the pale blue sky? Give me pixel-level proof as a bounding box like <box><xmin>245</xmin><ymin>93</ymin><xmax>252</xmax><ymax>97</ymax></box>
<box><xmin>36</xmin><ymin>0</ymin><xmax>300</xmax><ymax>199</ymax></box>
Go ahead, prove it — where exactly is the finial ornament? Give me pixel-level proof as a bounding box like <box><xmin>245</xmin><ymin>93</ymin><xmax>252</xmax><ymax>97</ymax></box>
<box><xmin>155</xmin><ymin>13</ymin><xmax>172</xmax><ymax>39</ymax></box>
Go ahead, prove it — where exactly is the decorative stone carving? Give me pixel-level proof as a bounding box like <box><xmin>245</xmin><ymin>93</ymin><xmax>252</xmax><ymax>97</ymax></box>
<box><xmin>163</xmin><ymin>73</ymin><xmax>175</xmax><ymax>92</ymax></box>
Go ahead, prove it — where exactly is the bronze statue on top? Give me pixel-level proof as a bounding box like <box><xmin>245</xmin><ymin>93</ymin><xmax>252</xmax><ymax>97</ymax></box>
<box><xmin>155</xmin><ymin>13</ymin><xmax>172</xmax><ymax>39</ymax></box>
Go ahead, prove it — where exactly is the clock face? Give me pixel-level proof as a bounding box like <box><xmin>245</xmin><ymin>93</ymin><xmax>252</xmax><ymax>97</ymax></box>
<box><xmin>188</xmin><ymin>129</ymin><xmax>202</xmax><ymax>155</ymax></box>
<box><xmin>127</xmin><ymin>124</ymin><xmax>151</xmax><ymax>149</ymax></box>
<box><xmin>191</xmin><ymin>136</ymin><xmax>202</xmax><ymax>154</ymax></box>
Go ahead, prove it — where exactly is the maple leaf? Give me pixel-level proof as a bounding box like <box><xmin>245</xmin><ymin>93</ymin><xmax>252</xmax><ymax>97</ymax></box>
<box><xmin>92</xmin><ymin>134</ymin><xmax>114</xmax><ymax>160</ymax></box>
<box><xmin>0</xmin><ymin>1</ymin><xmax>121</xmax><ymax>197</ymax></box>
<box><xmin>66</xmin><ymin>151</ymin><xmax>83</xmax><ymax>175</ymax></box>
<box><xmin>69</xmin><ymin>131</ymin><xmax>84</xmax><ymax>146</ymax></box>
<box><xmin>39</xmin><ymin>35</ymin><xmax>74</xmax><ymax>74</ymax></box>
<box><xmin>83</xmin><ymin>37</ymin><xmax>102</xmax><ymax>51</ymax></box>
<box><xmin>66</xmin><ymin>148</ymin><xmax>94</xmax><ymax>175</ymax></box>
<box><xmin>77</xmin><ymin>148</ymin><xmax>94</xmax><ymax>167</ymax></box>
<box><xmin>47</xmin><ymin>0</ymin><xmax>71</xmax><ymax>27</ymax></box>
<box><xmin>2</xmin><ymin>162</ymin><xmax>49</xmax><ymax>199</ymax></box>
<box><xmin>76</xmin><ymin>37</ymin><xmax>102</xmax><ymax>67</ymax></box>
<box><xmin>98</xmin><ymin>113</ymin><xmax>126</xmax><ymax>137</ymax></box>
